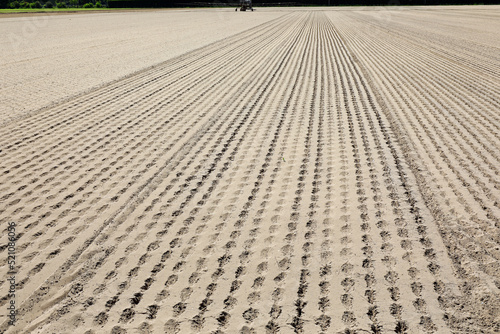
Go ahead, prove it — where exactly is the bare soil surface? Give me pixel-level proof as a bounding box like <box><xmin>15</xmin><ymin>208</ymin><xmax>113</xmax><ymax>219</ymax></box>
<box><xmin>0</xmin><ymin>8</ymin><xmax>284</xmax><ymax>124</ymax></box>
<box><xmin>0</xmin><ymin>6</ymin><xmax>499</xmax><ymax>334</ymax></box>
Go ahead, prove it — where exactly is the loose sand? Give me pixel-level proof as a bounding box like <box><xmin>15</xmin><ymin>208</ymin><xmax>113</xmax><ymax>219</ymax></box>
<box><xmin>0</xmin><ymin>8</ymin><xmax>285</xmax><ymax>124</ymax></box>
<box><xmin>0</xmin><ymin>6</ymin><xmax>499</xmax><ymax>334</ymax></box>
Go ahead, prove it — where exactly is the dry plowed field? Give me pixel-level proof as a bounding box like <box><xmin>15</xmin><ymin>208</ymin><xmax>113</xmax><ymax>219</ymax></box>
<box><xmin>1</xmin><ymin>6</ymin><xmax>499</xmax><ymax>334</ymax></box>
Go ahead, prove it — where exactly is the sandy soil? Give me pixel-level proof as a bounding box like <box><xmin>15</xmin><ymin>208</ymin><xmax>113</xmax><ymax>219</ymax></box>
<box><xmin>0</xmin><ymin>8</ymin><xmax>285</xmax><ymax>124</ymax></box>
<box><xmin>0</xmin><ymin>6</ymin><xmax>499</xmax><ymax>334</ymax></box>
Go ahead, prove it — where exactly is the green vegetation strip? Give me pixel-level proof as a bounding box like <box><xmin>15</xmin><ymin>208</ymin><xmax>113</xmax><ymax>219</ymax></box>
<box><xmin>0</xmin><ymin>7</ymin><xmax>138</xmax><ymax>12</ymax></box>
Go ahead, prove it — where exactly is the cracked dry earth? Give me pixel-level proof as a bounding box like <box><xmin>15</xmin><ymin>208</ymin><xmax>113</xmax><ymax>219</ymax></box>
<box><xmin>0</xmin><ymin>6</ymin><xmax>499</xmax><ymax>334</ymax></box>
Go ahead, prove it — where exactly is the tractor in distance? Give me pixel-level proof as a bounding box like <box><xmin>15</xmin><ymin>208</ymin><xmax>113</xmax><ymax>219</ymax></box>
<box><xmin>236</xmin><ymin>0</ymin><xmax>254</xmax><ymax>11</ymax></box>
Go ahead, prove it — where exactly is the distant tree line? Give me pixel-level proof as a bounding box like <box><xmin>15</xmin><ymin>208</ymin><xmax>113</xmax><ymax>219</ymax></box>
<box><xmin>106</xmin><ymin>0</ymin><xmax>498</xmax><ymax>7</ymax></box>
<box><xmin>2</xmin><ymin>0</ymin><xmax>498</xmax><ymax>9</ymax></box>
<box><xmin>1</xmin><ymin>0</ymin><xmax>106</xmax><ymax>8</ymax></box>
